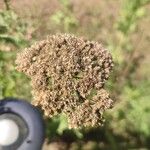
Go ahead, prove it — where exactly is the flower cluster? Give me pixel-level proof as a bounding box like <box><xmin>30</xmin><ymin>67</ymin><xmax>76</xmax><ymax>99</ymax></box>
<box><xmin>16</xmin><ymin>34</ymin><xmax>114</xmax><ymax>128</ymax></box>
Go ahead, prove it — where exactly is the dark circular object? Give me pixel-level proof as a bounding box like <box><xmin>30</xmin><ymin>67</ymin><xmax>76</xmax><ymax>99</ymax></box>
<box><xmin>0</xmin><ymin>98</ymin><xmax>45</xmax><ymax>150</ymax></box>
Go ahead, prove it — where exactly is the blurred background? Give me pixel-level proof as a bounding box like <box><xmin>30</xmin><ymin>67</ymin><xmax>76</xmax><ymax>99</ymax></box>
<box><xmin>0</xmin><ymin>0</ymin><xmax>150</xmax><ymax>149</ymax></box>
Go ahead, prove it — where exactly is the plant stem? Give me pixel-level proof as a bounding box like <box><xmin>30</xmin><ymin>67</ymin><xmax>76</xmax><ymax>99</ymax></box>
<box><xmin>4</xmin><ymin>0</ymin><xmax>10</xmax><ymax>10</ymax></box>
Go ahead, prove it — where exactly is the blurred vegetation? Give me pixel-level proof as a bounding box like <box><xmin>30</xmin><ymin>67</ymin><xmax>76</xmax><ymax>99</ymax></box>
<box><xmin>0</xmin><ymin>0</ymin><xmax>150</xmax><ymax>149</ymax></box>
<box><xmin>51</xmin><ymin>0</ymin><xmax>78</xmax><ymax>32</ymax></box>
<box><xmin>0</xmin><ymin>0</ymin><xmax>31</xmax><ymax>99</ymax></box>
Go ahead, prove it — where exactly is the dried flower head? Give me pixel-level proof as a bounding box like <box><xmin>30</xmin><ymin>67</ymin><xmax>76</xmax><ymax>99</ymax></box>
<box><xmin>16</xmin><ymin>34</ymin><xmax>114</xmax><ymax>128</ymax></box>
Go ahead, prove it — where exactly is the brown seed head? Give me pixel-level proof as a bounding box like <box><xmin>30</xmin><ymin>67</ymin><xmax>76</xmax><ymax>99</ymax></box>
<box><xmin>16</xmin><ymin>34</ymin><xmax>114</xmax><ymax>128</ymax></box>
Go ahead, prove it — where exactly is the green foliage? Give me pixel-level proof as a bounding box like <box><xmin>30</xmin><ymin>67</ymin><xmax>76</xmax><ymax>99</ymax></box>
<box><xmin>110</xmin><ymin>80</ymin><xmax>150</xmax><ymax>137</ymax></box>
<box><xmin>110</xmin><ymin>0</ymin><xmax>150</xmax><ymax>64</ymax></box>
<box><xmin>0</xmin><ymin>50</ymin><xmax>31</xmax><ymax>99</ymax></box>
<box><xmin>123</xmin><ymin>82</ymin><xmax>150</xmax><ymax>136</ymax></box>
<box><xmin>117</xmin><ymin>0</ymin><xmax>149</xmax><ymax>35</ymax></box>
<box><xmin>0</xmin><ymin>10</ymin><xmax>28</xmax><ymax>49</ymax></box>
<box><xmin>51</xmin><ymin>0</ymin><xmax>78</xmax><ymax>32</ymax></box>
<box><xmin>0</xmin><ymin>7</ymin><xmax>31</xmax><ymax>99</ymax></box>
<box><xmin>105</xmin><ymin>0</ymin><xmax>150</xmax><ymax>147</ymax></box>
<box><xmin>46</xmin><ymin>114</ymin><xmax>83</xmax><ymax>139</ymax></box>
<box><xmin>46</xmin><ymin>114</ymin><xmax>68</xmax><ymax>137</ymax></box>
